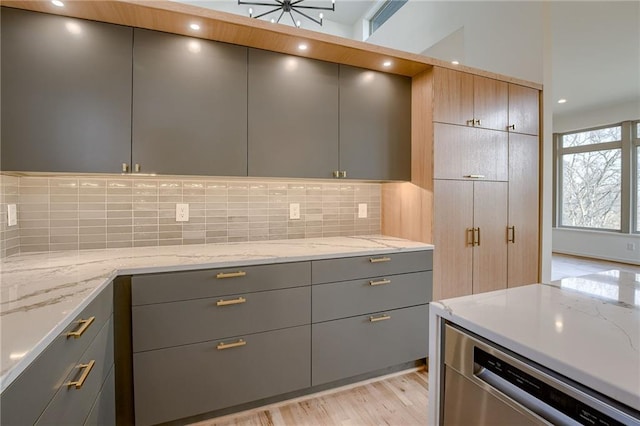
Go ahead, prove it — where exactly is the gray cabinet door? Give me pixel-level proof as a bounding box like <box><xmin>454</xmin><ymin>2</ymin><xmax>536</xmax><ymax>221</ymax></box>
<box><xmin>132</xmin><ymin>29</ymin><xmax>248</xmax><ymax>176</ymax></box>
<box><xmin>338</xmin><ymin>65</ymin><xmax>411</xmax><ymax>180</ymax></box>
<box><xmin>84</xmin><ymin>366</ymin><xmax>115</xmax><ymax>426</ymax></box>
<box><xmin>1</xmin><ymin>8</ymin><xmax>132</xmax><ymax>173</ymax></box>
<box><xmin>248</xmin><ymin>48</ymin><xmax>339</xmax><ymax>178</ymax></box>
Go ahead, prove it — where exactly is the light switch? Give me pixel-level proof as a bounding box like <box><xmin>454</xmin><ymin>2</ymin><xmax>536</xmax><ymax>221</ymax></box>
<box><xmin>7</xmin><ymin>204</ymin><xmax>17</xmax><ymax>226</ymax></box>
<box><xmin>358</xmin><ymin>203</ymin><xmax>368</xmax><ymax>219</ymax></box>
<box><xmin>176</xmin><ymin>203</ymin><xmax>189</xmax><ymax>222</ymax></box>
<box><xmin>289</xmin><ymin>203</ymin><xmax>300</xmax><ymax>220</ymax></box>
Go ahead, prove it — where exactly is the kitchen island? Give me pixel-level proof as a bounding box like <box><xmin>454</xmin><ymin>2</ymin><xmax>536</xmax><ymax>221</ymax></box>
<box><xmin>428</xmin><ymin>270</ymin><xmax>640</xmax><ymax>425</ymax></box>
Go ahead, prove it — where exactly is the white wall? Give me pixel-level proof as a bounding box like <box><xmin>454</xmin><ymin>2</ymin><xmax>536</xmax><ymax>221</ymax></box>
<box><xmin>366</xmin><ymin>0</ymin><xmax>544</xmax><ymax>84</ymax></box>
<box><xmin>553</xmin><ymin>98</ymin><xmax>640</xmax><ymax>133</ymax></box>
<box><xmin>553</xmin><ymin>228</ymin><xmax>640</xmax><ymax>265</ymax></box>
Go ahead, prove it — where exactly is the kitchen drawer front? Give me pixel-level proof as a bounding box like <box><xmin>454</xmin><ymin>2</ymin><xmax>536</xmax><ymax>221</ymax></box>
<box><xmin>0</xmin><ymin>283</ymin><xmax>113</xmax><ymax>426</ymax></box>
<box><xmin>84</xmin><ymin>365</ymin><xmax>115</xmax><ymax>426</ymax></box>
<box><xmin>132</xmin><ymin>286</ymin><xmax>311</xmax><ymax>352</ymax></box>
<box><xmin>312</xmin><ymin>304</ymin><xmax>428</xmax><ymax>386</ymax></box>
<box><xmin>133</xmin><ymin>325</ymin><xmax>311</xmax><ymax>426</ymax></box>
<box><xmin>36</xmin><ymin>317</ymin><xmax>114</xmax><ymax>425</ymax></box>
<box><xmin>132</xmin><ymin>261</ymin><xmax>310</xmax><ymax>305</ymax></box>
<box><xmin>312</xmin><ymin>271</ymin><xmax>432</xmax><ymax>323</ymax></box>
<box><xmin>311</xmin><ymin>250</ymin><xmax>432</xmax><ymax>284</ymax></box>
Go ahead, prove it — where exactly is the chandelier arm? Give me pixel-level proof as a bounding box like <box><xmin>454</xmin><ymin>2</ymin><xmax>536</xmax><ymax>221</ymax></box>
<box><xmin>238</xmin><ymin>1</ymin><xmax>284</xmax><ymax>6</ymax></box>
<box><xmin>276</xmin><ymin>9</ymin><xmax>285</xmax><ymax>23</ymax></box>
<box><xmin>291</xmin><ymin>8</ymin><xmax>322</xmax><ymax>25</ymax></box>
<box><xmin>290</xmin><ymin>0</ymin><xmax>305</xmax><ymax>5</ymax></box>
<box><xmin>293</xmin><ymin>4</ymin><xmax>335</xmax><ymax>11</ymax></box>
<box><xmin>289</xmin><ymin>10</ymin><xmax>297</xmax><ymax>26</ymax></box>
<box><xmin>253</xmin><ymin>6</ymin><xmax>282</xmax><ymax>19</ymax></box>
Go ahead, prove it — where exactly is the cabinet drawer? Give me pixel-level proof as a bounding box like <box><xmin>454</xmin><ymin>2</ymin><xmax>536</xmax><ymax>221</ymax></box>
<box><xmin>132</xmin><ymin>286</ymin><xmax>310</xmax><ymax>352</ymax></box>
<box><xmin>312</xmin><ymin>271</ymin><xmax>432</xmax><ymax>323</ymax></box>
<box><xmin>37</xmin><ymin>317</ymin><xmax>114</xmax><ymax>425</ymax></box>
<box><xmin>133</xmin><ymin>325</ymin><xmax>311</xmax><ymax>426</ymax></box>
<box><xmin>312</xmin><ymin>251</ymin><xmax>432</xmax><ymax>284</ymax></box>
<box><xmin>0</xmin><ymin>283</ymin><xmax>113</xmax><ymax>426</ymax></box>
<box><xmin>84</xmin><ymin>365</ymin><xmax>115</xmax><ymax>426</ymax></box>
<box><xmin>312</xmin><ymin>304</ymin><xmax>428</xmax><ymax>386</ymax></box>
<box><xmin>132</xmin><ymin>261</ymin><xmax>310</xmax><ymax>305</ymax></box>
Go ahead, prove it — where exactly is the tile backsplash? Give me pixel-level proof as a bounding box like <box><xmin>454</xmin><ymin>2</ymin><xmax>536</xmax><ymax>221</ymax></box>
<box><xmin>0</xmin><ymin>174</ymin><xmax>381</xmax><ymax>256</ymax></box>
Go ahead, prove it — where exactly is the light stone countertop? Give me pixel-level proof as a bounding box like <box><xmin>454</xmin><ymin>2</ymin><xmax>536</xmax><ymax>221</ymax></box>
<box><xmin>427</xmin><ymin>270</ymin><xmax>640</xmax><ymax>423</ymax></box>
<box><xmin>0</xmin><ymin>235</ymin><xmax>433</xmax><ymax>393</ymax></box>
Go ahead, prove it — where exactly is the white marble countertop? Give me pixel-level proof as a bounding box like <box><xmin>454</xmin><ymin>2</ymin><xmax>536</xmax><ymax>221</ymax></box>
<box><xmin>0</xmin><ymin>235</ymin><xmax>433</xmax><ymax>393</ymax></box>
<box><xmin>428</xmin><ymin>271</ymin><xmax>640</xmax><ymax>422</ymax></box>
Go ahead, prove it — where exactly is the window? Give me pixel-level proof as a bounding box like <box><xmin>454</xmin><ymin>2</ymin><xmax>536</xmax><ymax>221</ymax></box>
<box><xmin>369</xmin><ymin>0</ymin><xmax>408</xmax><ymax>36</ymax></box>
<box><xmin>555</xmin><ymin>121</ymin><xmax>640</xmax><ymax>234</ymax></box>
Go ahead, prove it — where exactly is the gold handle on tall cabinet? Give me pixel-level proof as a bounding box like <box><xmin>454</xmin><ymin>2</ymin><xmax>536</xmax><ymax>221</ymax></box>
<box><xmin>216</xmin><ymin>271</ymin><xmax>247</xmax><ymax>279</ymax></box>
<box><xmin>369</xmin><ymin>314</ymin><xmax>391</xmax><ymax>323</ymax></box>
<box><xmin>507</xmin><ymin>124</ymin><xmax>516</xmax><ymax>131</ymax></box>
<box><xmin>369</xmin><ymin>256</ymin><xmax>391</xmax><ymax>263</ymax></box>
<box><xmin>217</xmin><ymin>339</ymin><xmax>246</xmax><ymax>350</ymax></box>
<box><xmin>66</xmin><ymin>316</ymin><xmax>95</xmax><ymax>339</ymax></box>
<box><xmin>464</xmin><ymin>174</ymin><xmax>485</xmax><ymax>179</ymax></box>
<box><xmin>216</xmin><ymin>297</ymin><xmax>246</xmax><ymax>307</ymax></box>
<box><xmin>475</xmin><ymin>227</ymin><xmax>481</xmax><ymax>246</ymax></box>
<box><xmin>474</xmin><ymin>119</ymin><xmax>481</xmax><ymax>126</ymax></box>
<box><xmin>467</xmin><ymin>228</ymin><xmax>475</xmax><ymax>246</ymax></box>
<box><xmin>507</xmin><ymin>226</ymin><xmax>516</xmax><ymax>243</ymax></box>
<box><xmin>466</xmin><ymin>119</ymin><xmax>475</xmax><ymax>126</ymax></box>
<box><xmin>65</xmin><ymin>360</ymin><xmax>95</xmax><ymax>389</ymax></box>
<box><xmin>369</xmin><ymin>279</ymin><xmax>391</xmax><ymax>286</ymax></box>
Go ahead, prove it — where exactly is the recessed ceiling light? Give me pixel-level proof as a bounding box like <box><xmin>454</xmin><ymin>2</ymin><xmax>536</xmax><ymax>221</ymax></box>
<box><xmin>298</xmin><ymin>43</ymin><xmax>308</xmax><ymax>51</ymax></box>
<box><xmin>451</xmin><ymin>60</ymin><xmax>459</xmax><ymax>65</ymax></box>
<box><xmin>382</xmin><ymin>60</ymin><xmax>392</xmax><ymax>67</ymax></box>
<box><xmin>52</xmin><ymin>0</ymin><xmax>64</xmax><ymax>6</ymax></box>
<box><xmin>558</xmin><ymin>99</ymin><xmax>567</xmax><ymax>104</ymax></box>
<box><xmin>190</xmin><ymin>23</ymin><xmax>200</xmax><ymax>30</ymax></box>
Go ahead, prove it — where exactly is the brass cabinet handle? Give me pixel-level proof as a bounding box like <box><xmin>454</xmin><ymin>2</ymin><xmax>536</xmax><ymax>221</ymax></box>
<box><xmin>122</xmin><ymin>163</ymin><xmax>129</xmax><ymax>173</ymax></box>
<box><xmin>217</xmin><ymin>339</ymin><xmax>246</xmax><ymax>350</ymax></box>
<box><xmin>216</xmin><ymin>296</ymin><xmax>246</xmax><ymax>306</ymax></box>
<box><xmin>369</xmin><ymin>256</ymin><xmax>391</xmax><ymax>263</ymax></box>
<box><xmin>369</xmin><ymin>314</ymin><xmax>391</xmax><ymax>323</ymax></box>
<box><xmin>475</xmin><ymin>227</ymin><xmax>481</xmax><ymax>246</ymax></box>
<box><xmin>66</xmin><ymin>316</ymin><xmax>95</xmax><ymax>339</ymax></box>
<box><xmin>464</xmin><ymin>174</ymin><xmax>485</xmax><ymax>179</ymax></box>
<box><xmin>134</xmin><ymin>163</ymin><xmax>141</xmax><ymax>173</ymax></box>
<box><xmin>507</xmin><ymin>226</ymin><xmax>516</xmax><ymax>243</ymax></box>
<box><xmin>339</xmin><ymin>171</ymin><xmax>347</xmax><ymax>178</ymax></box>
<box><xmin>369</xmin><ymin>279</ymin><xmax>391</xmax><ymax>286</ymax></box>
<box><xmin>466</xmin><ymin>119</ymin><xmax>475</xmax><ymax>126</ymax></box>
<box><xmin>467</xmin><ymin>228</ymin><xmax>475</xmax><ymax>246</ymax></box>
<box><xmin>507</xmin><ymin>124</ymin><xmax>516</xmax><ymax>131</ymax></box>
<box><xmin>65</xmin><ymin>360</ymin><xmax>95</xmax><ymax>389</ymax></box>
<box><xmin>216</xmin><ymin>271</ymin><xmax>246</xmax><ymax>279</ymax></box>
<box><xmin>474</xmin><ymin>119</ymin><xmax>481</xmax><ymax>126</ymax></box>
<box><xmin>333</xmin><ymin>170</ymin><xmax>340</xmax><ymax>178</ymax></box>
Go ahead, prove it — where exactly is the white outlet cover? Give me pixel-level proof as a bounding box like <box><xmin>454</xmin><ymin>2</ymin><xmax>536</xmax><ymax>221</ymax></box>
<box><xmin>176</xmin><ymin>203</ymin><xmax>189</xmax><ymax>222</ymax></box>
<box><xmin>7</xmin><ymin>204</ymin><xmax>17</xmax><ymax>226</ymax></box>
<box><xmin>358</xmin><ymin>203</ymin><xmax>368</xmax><ymax>219</ymax></box>
<box><xmin>289</xmin><ymin>203</ymin><xmax>300</xmax><ymax>220</ymax></box>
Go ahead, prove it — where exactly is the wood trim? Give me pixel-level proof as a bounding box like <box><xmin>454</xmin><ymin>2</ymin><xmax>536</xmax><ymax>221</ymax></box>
<box><xmin>0</xmin><ymin>0</ymin><xmax>542</xmax><ymax>88</ymax></box>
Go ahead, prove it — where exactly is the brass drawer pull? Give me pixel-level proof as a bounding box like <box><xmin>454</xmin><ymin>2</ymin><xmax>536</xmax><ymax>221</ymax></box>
<box><xmin>216</xmin><ymin>297</ymin><xmax>246</xmax><ymax>306</ymax></box>
<box><xmin>65</xmin><ymin>360</ymin><xmax>95</xmax><ymax>389</ymax></box>
<box><xmin>369</xmin><ymin>314</ymin><xmax>391</xmax><ymax>323</ymax></box>
<box><xmin>216</xmin><ymin>271</ymin><xmax>246</xmax><ymax>279</ymax></box>
<box><xmin>217</xmin><ymin>339</ymin><xmax>246</xmax><ymax>350</ymax></box>
<box><xmin>507</xmin><ymin>226</ymin><xmax>516</xmax><ymax>243</ymax></box>
<box><xmin>66</xmin><ymin>316</ymin><xmax>95</xmax><ymax>339</ymax></box>
<box><xmin>369</xmin><ymin>279</ymin><xmax>391</xmax><ymax>286</ymax></box>
<box><xmin>464</xmin><ymin>174</ymin><xmax>485</xmax><ymax>179</ymax></box>
<box><xmin>369</xmin><ymin>257</ymin><xmax>391</xmax><ymax>263</ymax></box>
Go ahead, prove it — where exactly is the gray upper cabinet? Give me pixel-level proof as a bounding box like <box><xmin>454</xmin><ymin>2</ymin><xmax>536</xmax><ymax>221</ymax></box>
<box><xmin>1</xmin><ymin>8</ymin><xmax>132</xmax><ymax>173</ymax></box>
<box><xmin>338</xmin><ymin>65</ymin><xmax>411</xmax><ymax>180</ymax></box>
<box><xmin>248</xmin><ymin>48</ymin><xmax>339</xmax><ymax>178</ymax></box>
<box><xmin>132</xmin><ymin>29</ymin><xmax>248</xmax><ymax>176</ymax></box>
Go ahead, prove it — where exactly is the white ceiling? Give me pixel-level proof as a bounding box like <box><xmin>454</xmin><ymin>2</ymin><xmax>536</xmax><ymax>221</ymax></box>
<box><xmin>175</xmin><ymin>1</ymin><xmax>640</xmax><ymax>124</ymax></box>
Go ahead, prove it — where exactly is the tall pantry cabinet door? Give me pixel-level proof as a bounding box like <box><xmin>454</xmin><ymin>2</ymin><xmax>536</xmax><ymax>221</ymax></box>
<box><xmin>1</xmin><ymin>8</ymin><xmax>132</xmax><ymax>173</ymax></box>
<box><xmin>432</xmin><ymin>67</ymin><xmax>474</xmax><ymax>126</ymax></box>
<box><xmin>508</xmin><ymin>84</ymin><xmax>540</xmax><ymax>136</ymax></box>
<box><xmin>248</xmin><ymin>49</ymin><xmax>339</xmax><ymax>178</ymax></box>
<box><xmin>473</xmin><ymin>76</ymin><xmax>509</xmax><ymax>132</ymax></box>
<box><xmin>472</xmin><ymin>181</ymin><xmax>508</xmax><ymax>294</ymax></box>
<box><xmin>433</xmin><ymin>180</ymin><xmax>474</xmax><ymax>300</ymax></box>
<box><xmin>508</xmin><ymin>134</ymin><xmax>540</xmax><ymax>287</ymax></box>
<box><xmin>132</xmin><ymin>29</ymin><xmax>248</xmax><ymax>176</ymax></box>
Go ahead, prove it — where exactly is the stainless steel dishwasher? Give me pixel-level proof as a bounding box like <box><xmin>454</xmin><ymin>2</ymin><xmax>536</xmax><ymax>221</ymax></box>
<box><xmin>440</xmin><ymin>323</ymin><xmax>640</xmax><ymax>426</ymax></box>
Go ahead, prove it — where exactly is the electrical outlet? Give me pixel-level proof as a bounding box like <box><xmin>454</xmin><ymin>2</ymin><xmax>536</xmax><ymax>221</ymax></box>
<box><xmin>627</xmin><ymin>243</ymin><xmax>636</xmax><ymax>251</ymax></box>
<box><xmin>358</xmin><ymin>203</ymin><xmax>368</xmax><ymax>219</ymax></box>
<box><xmin>289</xmin><ymin>203</ymin><xmax>300</xmax><ymax>220</ymax></box>
<box><xmin>7</xmin><ymin>204</ymin><xmax>17</xmax><ymax>226</ymax></box>
<box><xmin>176</xmin><ymin>203</ymin><xmax>189</xmax><ymax>222</ymax></box>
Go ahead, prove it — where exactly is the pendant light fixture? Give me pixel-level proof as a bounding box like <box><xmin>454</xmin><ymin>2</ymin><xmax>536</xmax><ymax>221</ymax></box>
<box><xmin>238</xmin><ymin>0</ymin><xmax>336</xmax><ymax>27</ymax></box>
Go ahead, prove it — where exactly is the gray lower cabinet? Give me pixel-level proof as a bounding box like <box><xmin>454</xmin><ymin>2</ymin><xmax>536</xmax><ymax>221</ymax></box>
<box><xmin>1</xmin><ymin>8</ymin><xmax>132</xmax><ymax>173</ymax></box>
<box><xmin>338</xmin><ymin>65</ymin><xmax>411</xmax><ymax>180</ymax></box>
<box><xmin>132</xmin><ymin>28</ymin><xmax>248</xmax><ymax>176</ymax></box>
<box><xmin>133</xmin><ymin>326</ymin><xmax>311</xmax><ymax>426</ymax></box>
<box><xmin>84</xmin><ymin>366</ymin><xmax>116</xmax><ymax>426</ymax></box>
<box><xmin>248</xmin><ymin>48</ymin><xmax>339</xmax><ymax>178</ymax></box>
<box><xmin>312</xmin><ymin>304</ymin><xmax>429</xmax><ymax>386</ymax></box>
<box><xmin>0</xmin><ymin>283</ymin><xmax>113</xmax><ymax>426</ymax></box>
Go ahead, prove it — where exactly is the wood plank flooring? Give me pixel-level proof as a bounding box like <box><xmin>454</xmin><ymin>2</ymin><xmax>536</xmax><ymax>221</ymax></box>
<box><xmin>551</xmin><ymin>253</ymin><xmax>640</xmax><ymax>281</ymax></box>
<box><xmin>191</xmin><ymin>369</ymin><xmax>429</xmax><ymax>426</ymax></box>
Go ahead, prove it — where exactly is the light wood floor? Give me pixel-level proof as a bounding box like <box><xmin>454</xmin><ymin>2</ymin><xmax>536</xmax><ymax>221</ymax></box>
<box><xmin>191</xmin><ymin>369</ymin><xmax>429</xmax><ymax>426</ymax></box>
<box><xmin>551</xmin><ymin>253</ymin><xmax>640</xmax><ymax>281</ymax></box>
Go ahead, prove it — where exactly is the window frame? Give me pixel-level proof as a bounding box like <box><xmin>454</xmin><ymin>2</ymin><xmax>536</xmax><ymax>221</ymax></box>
<box><xmin>368</xmin><ymin>0</ymin><xmax>408</xmax><ymax>36</ymax></box>
<box><xmin>633</xmin><ymin>121</ymin><xmax>640</xmax><ymax>233</ymax></box>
